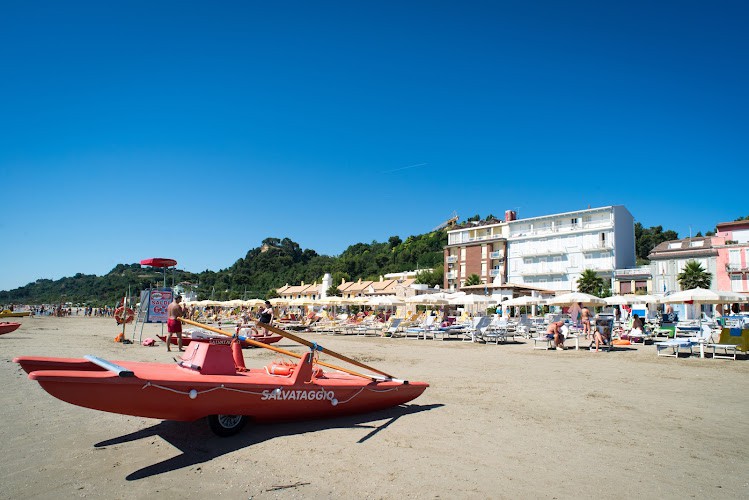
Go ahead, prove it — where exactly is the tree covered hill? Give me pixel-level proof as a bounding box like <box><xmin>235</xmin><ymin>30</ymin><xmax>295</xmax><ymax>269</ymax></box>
<box><xmin>4</xmin><ymin>214</ymin><xmax>735</xmax><ymax>307</ymax></box>
<box><xmin>0</xmin><ymin>232</ymin><xmax>448</xmax><ymax>306</ymax></box>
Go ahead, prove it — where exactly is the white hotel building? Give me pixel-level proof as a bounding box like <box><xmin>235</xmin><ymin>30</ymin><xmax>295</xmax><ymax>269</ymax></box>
<box><xmin>444</xmin><ymin>206</ymin><xmax>636</xmax><ymax>293</ymax></box>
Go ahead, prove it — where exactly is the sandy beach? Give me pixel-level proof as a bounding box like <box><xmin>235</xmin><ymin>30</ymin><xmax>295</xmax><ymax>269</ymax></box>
<box><xmin>1</xmin><ymin>315</ymin><xmax>747</xmax><ymax>499</ymax></box>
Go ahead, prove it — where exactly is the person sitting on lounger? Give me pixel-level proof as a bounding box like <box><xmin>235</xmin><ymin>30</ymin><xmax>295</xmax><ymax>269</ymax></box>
<box><xmin>546</xmin><ymin>320</ymin><xmax>566</xmax><ymax>350</ymax></box>
<box><xmin>592</xmin><ymin>321</ymin><xmax>611</xmax><ymax>352</ymax></box>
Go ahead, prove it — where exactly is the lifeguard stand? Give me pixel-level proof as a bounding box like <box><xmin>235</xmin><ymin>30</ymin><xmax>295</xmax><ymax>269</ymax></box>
<box><xmin>132</xmin><ymin>258</ymin><xmax>177</xmax><ymax>342</ymax></box>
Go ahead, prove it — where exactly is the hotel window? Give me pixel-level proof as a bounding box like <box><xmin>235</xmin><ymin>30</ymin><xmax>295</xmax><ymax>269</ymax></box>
<box><xmin>635</xmin><ymin>280</ymin><xmax>647</xmax><ymax>292</ymax></box>
<box><xmin>481</xmin><ymin>245</ymin><xmax>487</xmax><ymax>258</ymax></box>
<box><xmin>731</xmin><ymin>275</ymin><xmax>742</xmax><ymax>292</ymax></box>
<box><xmin>460</xmin><ymin>247</ymin><xmax>466</xmax><ymax>261</ymax></box>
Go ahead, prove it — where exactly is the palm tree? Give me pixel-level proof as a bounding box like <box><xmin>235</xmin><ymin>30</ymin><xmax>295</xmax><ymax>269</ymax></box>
<box><xmin>577</xmin><ymin>269</ymin><xmax>604</xmax><ymax>296</ymax></box>
<box><xmin>464</xmin><ymin>274</ymin><xmax>481</xmax><ymax>286</ymax></box>
<box><xmin>677</xmin><ymin>260</ymin><xmax>712</xmax><ymax>290</ymax></box>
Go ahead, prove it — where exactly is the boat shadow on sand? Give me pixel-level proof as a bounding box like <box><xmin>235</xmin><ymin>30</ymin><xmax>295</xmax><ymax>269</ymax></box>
<box><xmin>93</xmin><ymin>403</ymin><xmax>443</xmax><ymax>481</ymax></box>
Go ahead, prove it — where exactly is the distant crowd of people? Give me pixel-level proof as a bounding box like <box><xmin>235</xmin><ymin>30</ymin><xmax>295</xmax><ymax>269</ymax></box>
<box><xmin>2</xmin><ymin>304</ymin><xmax>115</xmax><ymax>318</ymax></box>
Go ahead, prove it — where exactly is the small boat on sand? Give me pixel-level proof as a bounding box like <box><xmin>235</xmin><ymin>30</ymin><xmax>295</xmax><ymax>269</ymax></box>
<box><xmin>15</xmin><ymin>319</ymin><xmax>428</xmax><ymax>436</ymax></box>
<box><xmin>0</xmin><ymin>322</ymin><xmax>22</xmax><ymax>335</ymax></box>
<box><xmin>0</xmin><ymin>310</ymin><xmax>31</xmax><ymax>318</ymax></box>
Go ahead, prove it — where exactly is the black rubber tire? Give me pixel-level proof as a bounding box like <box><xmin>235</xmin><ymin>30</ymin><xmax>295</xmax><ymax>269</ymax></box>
<box><xmin>207</xmin><ymin>414</ymin><xmax>248</xmax><ymax>437</ymax></box>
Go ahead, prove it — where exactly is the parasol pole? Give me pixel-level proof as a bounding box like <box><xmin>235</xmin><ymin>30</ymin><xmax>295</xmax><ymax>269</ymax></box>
<box><xmin>179</xmin><ymin>318</ymin><xmax>378</xmax><ymax>381</ymax></box>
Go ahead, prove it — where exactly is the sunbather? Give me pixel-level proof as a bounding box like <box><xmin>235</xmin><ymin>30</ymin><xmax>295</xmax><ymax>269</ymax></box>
<box><xmin>592</xmin><ymin>323</ymin><xmax>611</xmax><ymax>352</ymax></box>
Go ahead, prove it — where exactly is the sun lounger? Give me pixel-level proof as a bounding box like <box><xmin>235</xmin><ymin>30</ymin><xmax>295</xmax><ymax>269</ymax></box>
<box><xmin>403</xmin><ymin>316</ymin><xmax>437</xmax><ymax>340</ymax></box>
<box><xmin>707</xmin><ymin>327</ymin><xmax>749</xmax><ymax>360</ymax></box>
<box><xmin>656</xmin><ymin>325</ymin><xmax>713</xmax><ymax>358</ymax></box>
<box><xmin>462</xmin><ymin>316</ymin><xmax>491</xmax><ymax>343</ymax></box>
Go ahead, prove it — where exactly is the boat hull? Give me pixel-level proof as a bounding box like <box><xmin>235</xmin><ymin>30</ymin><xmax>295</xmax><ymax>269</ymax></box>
<box><xmin>14</xmin><ymin>344</ymin><xmax>427</xmax><ymax>423</ymax></box>
<box><xmin>0</xmin><ymin>322</ymin><xmax>22</xmax><ymax>335</ymax></box>
<box><xmin>0</xmin><ymin>311</ymin><xmax>30</xmax><ymax>318</ymax></box>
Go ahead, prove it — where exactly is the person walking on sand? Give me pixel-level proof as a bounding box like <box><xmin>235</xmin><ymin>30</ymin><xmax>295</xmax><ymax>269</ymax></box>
<box><xmin>167</xmin><ymin>295</ymin><xmax>184</xmax><ymax>352</ymax></box>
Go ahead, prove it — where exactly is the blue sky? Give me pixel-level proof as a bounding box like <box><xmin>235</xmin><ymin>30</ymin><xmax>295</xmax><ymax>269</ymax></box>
<box><xmin>1</xmin><ymin>1</ymin><xmax>746</xmax><ymax>292</ymax></box>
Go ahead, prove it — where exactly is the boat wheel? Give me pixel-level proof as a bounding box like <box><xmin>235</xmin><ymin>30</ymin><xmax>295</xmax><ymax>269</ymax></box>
<box><xmin>207</xmin><ymin>414</ymin><xmax>248</xmax><ymax>437</ymax></box>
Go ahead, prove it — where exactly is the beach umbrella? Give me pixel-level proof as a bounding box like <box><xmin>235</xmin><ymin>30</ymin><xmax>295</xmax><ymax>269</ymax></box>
<box><xmin>662</xmin><ymin>287</ymin><xmax>748</xmax><ymax>322</ymax></box>
<box><xmin>367</xmin><ymin>296</ymin><xmax>403</xmax><ymax>307</ymax></box>
<box><xmin>502</xmin><ymin>295</ymin><xmax>547</xmax><ymax>307</ymax></box>
<box><xmin>269</xmin><ymin>298</ymin><xmax>288</xmax><ymax>306</ymax></box>
<box><xmin>663</xmin><ymin>288</ymin><xmax>746</xmax><ymax>304</ymax></box>
<box><xmin>405</xmin><ymin>294</ymin><xmax>449</xmax><ymax>305</ymax></box>
<box><xmin>604</xmin><ymin>294</ymin><xmax>664</xmax><ymax>306</ymax></box>
<box><xmin>546</xmin><ymin>292</ymin><xmax>605</xmax><ymax>306</ymax></box>
<box><xmin>448</xmin><ymin>294</ymin><xmax>495</xmax><ymax>306</ymax></box>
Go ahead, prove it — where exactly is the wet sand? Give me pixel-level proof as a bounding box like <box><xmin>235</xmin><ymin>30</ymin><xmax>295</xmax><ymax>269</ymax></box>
<box><xmin>1</xmin><ymin>316</ymin><xmax>747</xmax><ymax>499</ymax></box>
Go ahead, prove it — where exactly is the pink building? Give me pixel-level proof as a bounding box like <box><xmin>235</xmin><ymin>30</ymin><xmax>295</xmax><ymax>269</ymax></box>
<box><xmin>715</xmin><ymin>220</ymin><xmax>749</xmax><ymax>292</ymax></box>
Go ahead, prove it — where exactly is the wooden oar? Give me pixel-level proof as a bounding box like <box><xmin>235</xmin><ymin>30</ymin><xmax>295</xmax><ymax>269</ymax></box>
<box><xmin>179</xmin><ymin>318</ymin><xmax>376</xmax><ymax>381</ymax></box>
<box><xmin>256</xmin><ymin>321</ymin><xmax>396</xmax><ymax>379</ymax></box>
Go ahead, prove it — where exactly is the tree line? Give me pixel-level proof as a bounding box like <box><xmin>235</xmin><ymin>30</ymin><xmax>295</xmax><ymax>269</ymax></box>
<box><xmin>3</xmin><ymin>214</ymin><xmax>742</xmax><ymax>306</ymax></box>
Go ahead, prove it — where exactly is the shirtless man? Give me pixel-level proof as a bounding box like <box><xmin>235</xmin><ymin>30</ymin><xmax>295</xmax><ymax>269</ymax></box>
<box><xmin>167</xmin><ymin>295</ymin><xmax>184</xmax><ymax>352</ymax></box>
<box><xmin>581</xmin><ymin>306</ymin><xmax>592</xmax><ymax>339</ymax></box>
<box><xmin>546</xmin><ymin>320</ymin><xmax>566</xmax><ymax>350</ymax></box>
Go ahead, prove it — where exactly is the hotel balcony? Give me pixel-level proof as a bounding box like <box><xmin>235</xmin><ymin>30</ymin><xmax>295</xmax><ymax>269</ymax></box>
<box><xmin>615</xmin><ymin>267</ymin><xmax>652</xmax><ymax>278</ymax></box>
<box><xmin>509</xmin><ymin>220</ymin><xmax>612</xmax><ymax>239</ymax></box>
<box><xmin>726</xmin><ymin>263</ymin><xmax>749</xmax><ymax>273</ymax></box>
<box><xmin>490</xmin><ymin>269</ymin><xmax>502</xmax><ymax>277</ymax></box>
<box><xmin>521</xmin><ymin>248</ymin><xmax>567</xmax><ymax>258</ymax></box>
<box><xmin>489</xmin><ymin>250</ymin><xmax>504</xmax><ymax>259</ymax></box>
<box><xmin>446</xmin><ymin>271</ymin><xmax>457</xmax><ymax>280</ymax></box>
<box><xmin>446</xmin><ymin>255</ymin><xmax>458</xmax><ymax>264</ymax></box>
<box><xmin>520</xmin><ymin>269</ymin><xmax>566</xmax><ymax>277</ymax></box>
<box><xmin>581</xmin><ymin>245</ymin><xmax>614</xmax><ymax>253</ymax></box>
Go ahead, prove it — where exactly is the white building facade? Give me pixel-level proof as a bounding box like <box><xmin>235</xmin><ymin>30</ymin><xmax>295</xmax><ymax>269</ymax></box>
<box><xmin>444</xmin><ymin>206</ymin><xmax>636</xmax><ymax>293</ymax></box>
<box><xmin>506</xmin><ymin>206</ymin><xmax>635</xmax><ymax>292</ymax></box>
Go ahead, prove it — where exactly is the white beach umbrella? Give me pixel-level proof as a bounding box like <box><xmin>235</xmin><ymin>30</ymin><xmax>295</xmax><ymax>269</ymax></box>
<box><xmin>405</xmin><ymin>294</ymin><xmax>449</xmax><ymax>305</ymax></box>
<box><xmin>546</xmin><ymin>292</ymin><xmax>605</xmax><ymax>306</ymax></box>
<box><xmin>663</xmin><ymin>288</ymin><xmax>748</xmax><ymax>304</ymax></box>
<box><xmin>367</xmin><ymin>296</ymin><xmax>404</xmax><ymax>307</ymax></box>
<box><xmin>604</xmin><ymin>294</ymin><xmax>664</xmax><ymax>306</ymax></box>
<box><xmin>448</xmin><ymin>294</ymin><xmax>495</xmax><ymax>306</ymax></box>
<box><xmin>269</xmin><ymin>298</ymin><xmax>288</xmax><ymax>306</ymax></box>
<box><xmin>502</xmin><ymin>295</ymin><xmax>547</xmax><ymax>307</ymax></box>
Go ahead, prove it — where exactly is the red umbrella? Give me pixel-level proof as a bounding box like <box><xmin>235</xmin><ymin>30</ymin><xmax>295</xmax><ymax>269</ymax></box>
<box><xmin>139</xmin><ymin>258</ymin><xmax>177</xmax><ymax>268</ymax></box>
<box><xmin>140</xmin><ymin>258</ymin><xmax>177</xmax><ymax>288</ymax></box>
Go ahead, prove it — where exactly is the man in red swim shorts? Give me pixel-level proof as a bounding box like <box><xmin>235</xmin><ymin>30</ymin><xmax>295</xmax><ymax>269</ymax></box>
<box><xmin>167</xmin><ymin>295</ymin><xmax>184</xmax><ymax>352</ymax></box>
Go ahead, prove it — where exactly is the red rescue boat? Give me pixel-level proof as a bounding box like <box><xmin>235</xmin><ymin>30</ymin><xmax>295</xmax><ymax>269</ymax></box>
<box><xmin>0</xmin><ymin>322</ymin><xmax>22</xmax><ymax>335</ymax></box>
<box><xmin>15</xmin><ymin>320</ymin><xmax>428</xmax><ymax>436</ymax></box>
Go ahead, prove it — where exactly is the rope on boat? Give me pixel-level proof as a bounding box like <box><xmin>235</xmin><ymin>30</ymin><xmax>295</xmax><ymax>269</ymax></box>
<box><xmin>141</xmin><ymin>381</ymin><xmax>402</xmax><ymax>405</ymax></box>
<box><xmin>141</xmin><ymin>382</ymin><xmax>267</xmax><ymax>398</ymax></box>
